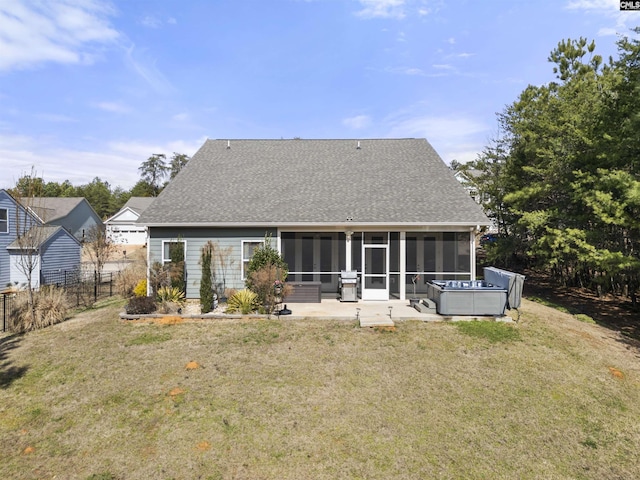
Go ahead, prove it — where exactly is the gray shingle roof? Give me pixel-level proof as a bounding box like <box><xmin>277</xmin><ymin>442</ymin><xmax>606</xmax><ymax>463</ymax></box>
<box><xmin>137</xmin><ymin>138</ymin><xmax>489</xmax><ymax>226</ymax></box>
<box><xmin>30</xmin><ymin>197</ymin><xmax>84</xmax><ymax>222</ymax></box>
<box><xmin>122</xmin><ymin>197</ymin><xmax>155</xmax><ymax>215</ymax></box>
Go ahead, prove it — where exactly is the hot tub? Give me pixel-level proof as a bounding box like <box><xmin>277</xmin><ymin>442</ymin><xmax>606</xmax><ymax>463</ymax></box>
<box><xmin>426</xmin><ymin>268</ymin><xmax>525</xmax><ymax>316</ymax></box>
<box><xmin>427</xmin><ymin>280</ymin><xmax>508</xmax><ymax>316</ymax></box>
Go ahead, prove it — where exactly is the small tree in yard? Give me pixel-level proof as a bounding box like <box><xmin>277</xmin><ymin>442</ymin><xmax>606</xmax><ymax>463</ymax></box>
<box><xmin>245</xmin><ymin>234</ymin><xmax>290</xmax><ymax>315</ymax></box>
<box><xmin>168</xmin><ymin>241</ymin><xmax>185</xmax><ymax>294</ymax></box>
<box><xmin>215</xmin><ymin>243</ymin><xmax>235</xmax><ymax>299</ymax></box>
<box><xmin>11</xmin><ymin>169</ymin><xmax>49</xmax><ymax>327</ymax></box>
<box><xmin>85</xmin><ymin>224</ymin><xmax>117</xmax><ymax>276</ymax></box>
<box><xmin>200</xmin><ymin>241</ymin><xmax>215</xmax><ymax>313</ymax></box>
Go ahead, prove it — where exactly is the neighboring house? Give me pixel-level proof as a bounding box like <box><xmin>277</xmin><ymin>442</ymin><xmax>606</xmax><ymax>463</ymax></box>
<box><xmin>454</xmin><ymin>169</ymin><xmax>486</xmax><ymax>205</ymax></box>
<box><xmin>29</xmin><ymin>197</ymin><xmax>103</xmax><ymax>242</ymax></box>
<box><xmin>0</xmin><ymin>190</ymin><xmax>82</xmax><ymax>290</ymax></box>
<box><xmin>136</xmin><ymin>138</ymin><xmax>491</xmax><ymax>301</ymax></box>
<box><xmin>105</xmin><ymin>197</ymin><xmax>155</xmax><ymax>245</ymax></box>
<box><xmin>7</xmin><ymin>225</ymin><xmax>82</xmax><ymax>288</ymax></box>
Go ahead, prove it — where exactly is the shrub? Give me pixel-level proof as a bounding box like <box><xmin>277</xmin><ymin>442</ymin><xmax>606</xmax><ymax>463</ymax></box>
<box><xmin>244</xmin><ymin>234</ymin><xmax>289</xmax><ymax>313</ymax></box>
<box><xmin>148</xmin><ymin>261</ymin><xmax>170</xmax><ymax>296</ymax></box>
<box><xmin>115</xmin><ymin>259</ymin><xmax>146</xmax><ymax>297</ymax></box>
<box><xmin>200</xmin><ymin>242</ymin><xmax>214</xmax><ymax>313</ymax></box>
<box><xmin>244</xmin><ymin>234</ymin><xmax>288</xmax><ymax>291</ymax></box>
<box><xmin>133</xmin><ymin>279</ymin><xmax>147</xmax><ymax>297</ymax></box>
<box><xmin>225</xmin><ymin>289</ymin><xmax>258</xmax><ymax>314</ymax></box>
<box><xmin>9</xmin><ymin>286</ymin><xmax>68</xmax><ymax>333</ymax></box>
<box><xmin>124</xmin><ymin>296</ymin><xmax>157</xmax><ymax>315</ymax></box>
<box><xmin>156</xmin><ymin>286</ymin><xmax>186</xmax><ymax>314</ymax></box>
<box><xmin>157</xmin><ymin>286</ymin><xmax>186</xmax><ymax>304</ymax></box>
<box><xmin>249</xmin><ymin>265</ymin><xmax>293</xmax><ymax>315</ymax></box>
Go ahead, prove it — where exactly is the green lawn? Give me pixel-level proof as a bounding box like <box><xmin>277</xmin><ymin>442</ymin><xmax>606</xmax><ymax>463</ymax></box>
<box><xmin>1</xmin><ymin>298</ymin><xmax>639</xmax><ymax>479</ymax></box>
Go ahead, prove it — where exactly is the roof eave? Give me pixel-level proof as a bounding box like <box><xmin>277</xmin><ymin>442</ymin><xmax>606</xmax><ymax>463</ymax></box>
<box><xmin>141</xmin><ymin>221</ymin><xmax>491</xmax><ymax>229</ymax></box>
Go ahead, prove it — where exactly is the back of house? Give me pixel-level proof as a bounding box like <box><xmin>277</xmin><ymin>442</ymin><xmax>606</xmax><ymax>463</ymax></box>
<box><xmin>137</xmin><ymin>138</ymin><xmax>490</xmax><ymax>301</ymax></box>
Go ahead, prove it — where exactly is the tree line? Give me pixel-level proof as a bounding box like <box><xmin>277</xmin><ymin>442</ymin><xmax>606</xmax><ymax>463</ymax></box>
<box><xmin>465</xmin><ymin>28</ymin><xmax>640</xmax><ymax>305</ymax></box>
<box><xmin>8</xmin><ymin>153</ymin><xmax>189</xmax><ymax>219</ymax></box>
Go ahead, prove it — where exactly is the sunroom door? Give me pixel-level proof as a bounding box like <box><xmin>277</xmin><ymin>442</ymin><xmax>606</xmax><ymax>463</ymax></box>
<box><xmin>362</xmin><ymin>244</ymin><xmax>388</xmax><ymax>300</ymax></box>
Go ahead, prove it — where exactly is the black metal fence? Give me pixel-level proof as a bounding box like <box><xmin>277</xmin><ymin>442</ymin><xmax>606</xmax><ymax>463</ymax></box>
<box><xmin>1</xmin><ymin>269</ymin><xmax>114</xmax><ymax>332</ymax></box>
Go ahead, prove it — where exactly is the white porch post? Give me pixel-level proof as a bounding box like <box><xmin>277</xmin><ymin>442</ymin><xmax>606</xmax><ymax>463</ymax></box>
<box><xmin>399</xmin><ymin>231</ymin><xmax>406</xmax><ymax>300</ymax></box>
<box><xmin>470</xmin><ymin>230</ymin><xmax>477</xmax><ymax>280</ymax></box>
<box><xmin>345</xmin><ymin>231</ymin><xmax>352</xmax><ymax>271</ymax></box>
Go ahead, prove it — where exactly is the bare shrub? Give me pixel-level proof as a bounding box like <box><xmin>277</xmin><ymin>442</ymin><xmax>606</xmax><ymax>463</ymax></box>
<box><xmin>115</xmin><ymin>258</ymin><xmax>147</xmax><ymax>298</ymax></box>
<box><xmin>249</xmin><ymin>265</ymin><xmax>292</xmax><ymax>315</ymax></box>
<box><xmin>9</xmin><ymin>286</ymin><xmax>68</xmax><ymax>333</ymax></box>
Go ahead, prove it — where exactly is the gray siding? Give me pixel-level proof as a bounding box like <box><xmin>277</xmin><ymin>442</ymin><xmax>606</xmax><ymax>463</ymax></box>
<box><xmin>47</xmin><ymin>201</ymin><xmax>103</xmax><ymax>241</ymax></box>
<box><xmin>40</xmin><ymin>228</ymin><xmax>82</xmax><ymax>279</ymax></box>
<box><xmin>0</xmin><ymin>190</ymin><xmax>39</xmax><ymax>288</ymax></box>
<box><xmin>148</xmin><ymin>227</ymin><xmax>277</xmax><ymax>299</ymax></box>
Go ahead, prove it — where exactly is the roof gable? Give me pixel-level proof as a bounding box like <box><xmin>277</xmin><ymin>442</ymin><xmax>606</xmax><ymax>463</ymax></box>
<box><xmin>122</xmin><ymin>197</ymin><xmax>155</xmax><ymax>215</ymax></box>
<box><xmin>137</xmin><ymin>139</ymin><xmax>489</xmax><ymax>226</ymax></box>
<box><xmin>7</xmin><ymin>225</ymin><xmax>80</xmax><ymax>250</ymax></box>
<box><xmin>105</xmin><ymin>207</ymin><xmax>141</xmax><ymax>224</ymax></box>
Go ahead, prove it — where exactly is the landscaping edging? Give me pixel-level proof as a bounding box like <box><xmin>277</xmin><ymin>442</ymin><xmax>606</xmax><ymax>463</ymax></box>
<box><xmin>119</xmin><ymin>312</ymin><xmax>281</xmax><ymax>321</ymax></box>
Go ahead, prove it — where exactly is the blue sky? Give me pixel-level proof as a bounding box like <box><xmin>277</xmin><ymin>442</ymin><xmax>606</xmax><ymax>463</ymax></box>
<box><xmin>1</xmin><ymin>0</ymin><xmax>639</xmax><ymax>190</ymax></box>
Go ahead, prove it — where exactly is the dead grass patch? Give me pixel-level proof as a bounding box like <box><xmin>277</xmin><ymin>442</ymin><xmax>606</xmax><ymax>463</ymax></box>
<box><xmin>185</xmin><ymin>361</ymin><xmax>200</xmax><ymax>370</ymax></box>
<box><xmin>609</xmin><ymin>367</ymin><xmax>625</xmax><ymax>379</ymax></box>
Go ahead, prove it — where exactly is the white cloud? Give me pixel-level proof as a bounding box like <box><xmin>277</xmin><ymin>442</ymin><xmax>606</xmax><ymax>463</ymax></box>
<box><xmin>140</xmin><ymin>15</ymin><xmax>162</xmax><ymax>28</ymax></box>
<box><xmin>342</xmin><ymin>115</ymin><xmax>372</xmax><ymax>129</ymax></box>
<box><xmin>0</xmin><ymin>0</ymin><xmax>119</xmax><ymax>72</ymax></box>
<box><xmin>355</xmin><ymin>0</ymin><xmax>406</xmax><ymax>19</ymax></box>
<box><xmin>124</xmin><ymin>44</ymin><xmax>174</xmax><ymax>95</ymax></box>
<box><xmin>565</xmin><ymin>0</ymin><xmax>640</xmax><ymax>36</ymax></box>
<box><xmin>172</xmin><ymin>112</ymin><xmax>189</xmax><ymax>122</ymax></box>
<box><xmin>385</xmin><ymin>111</ymin><xmax>490</xmax><ymax>164</ymax></box>
<box><xmin>34</xmin><ymin>113</ymin><xmax>76</xmax><ymax>123</ymax></box>
<box><xmin>93</xmin><ymin>101</ymin><xmax>131</xmax><ymax>114</ymax></box>
<box><xmin>138</xmin><ymin>14</ymin><xmax>177</xmax><ymax>28</ymax></box>
<box><xmin>0</xmin><ymin>133</ymin><xmax>205</xmax><ymax>190</ymax></box>
<box><xmin>385</xmin><ymin>66</ymin><xmax>447</xmax><ymax>77</ymax></box>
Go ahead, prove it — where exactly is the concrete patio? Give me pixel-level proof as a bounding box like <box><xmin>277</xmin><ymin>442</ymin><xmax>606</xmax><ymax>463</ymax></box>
<box><xmin>277</xmin><ymin>299</ymin><xmax>513</xmax><ymax>327</ymax></box>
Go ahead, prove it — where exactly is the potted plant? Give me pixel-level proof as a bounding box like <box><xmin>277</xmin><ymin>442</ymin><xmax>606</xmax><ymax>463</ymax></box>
<box><xmin>409</xmin><ymin>274</ymin><xmax>420</xmax><ymax>307</ymax></box>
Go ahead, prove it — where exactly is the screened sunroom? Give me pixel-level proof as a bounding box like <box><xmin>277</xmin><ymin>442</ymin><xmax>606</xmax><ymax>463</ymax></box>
<box><xmin>280</xmin><ymin>230</ymin><xmax>475</xmax><ymax>301</ymax></box>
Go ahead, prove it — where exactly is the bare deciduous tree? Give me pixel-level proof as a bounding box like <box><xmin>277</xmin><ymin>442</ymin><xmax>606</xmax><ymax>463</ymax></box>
<box><xmin>85</xmin><ymin>224</ymin><xmax>118</xmax><ymax>276</ymax></box>
<box><xmin>11</xmin><ymin>169</ymin><xmax>48</xmax><ymax>325</ymax></box>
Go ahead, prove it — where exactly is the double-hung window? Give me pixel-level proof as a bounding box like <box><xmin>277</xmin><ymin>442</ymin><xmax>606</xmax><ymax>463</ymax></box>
<box><xmin>0</xmin><ymin>208</ymin><xmax>7</xmax><ymax>234</ymax></box>
<box><xmin>242</xmin><ymin>240</ymin><xmax>264</xmax><ymax>279</ymax></box>
<box><xmin>162</xmin><ymin>240</ymin><xmax>186</xmax><ymax>263</ymax></box>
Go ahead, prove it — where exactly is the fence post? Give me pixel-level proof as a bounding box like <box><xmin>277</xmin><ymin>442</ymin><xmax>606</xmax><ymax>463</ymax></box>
<box><xmin>94</xmin><ymin>271</ymin><xmax>98</xmax><ymax>303</ymax></box>
<box><xmin>2</xmin><ymin>294</ymin><xmax>5</xmax><ymax>333</ymax></box>
<box><xmin>109</xmin><ymin>272</ymin><xmax>113</xmax><ymax>297</ymax></box>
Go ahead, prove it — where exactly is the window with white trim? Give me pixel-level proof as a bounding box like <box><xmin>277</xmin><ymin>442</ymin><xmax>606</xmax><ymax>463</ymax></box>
<box><xmin>162</xmin><ymin>240</ymin><xmax>186</xmax><ymax>263</ymax></box>
<box><xmin>0</xmin><ymin>208</ymin><xmax>7</xmax><ymax>234</ymax></box>
<box><xmin>242</xmin><ymin>240</ymin><xmax>264</xmax><ymax>279</ymax></box>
